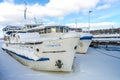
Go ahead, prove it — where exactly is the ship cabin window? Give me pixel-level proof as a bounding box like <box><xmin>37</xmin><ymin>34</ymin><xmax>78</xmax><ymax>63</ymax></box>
<box><xmin>6</xmin><ymin>31</ymin><xmax>12</xmax><ymax>35</ymax></box>
<box><xmin>51</xmin><ymin>28</ymin><xmax>56</xmax><ymax>33</ymax></box>
<box><xmin>46</xmin><ymin>28</ymin><xmax>51</xmax><ymax>33</ymax></box>
<box><xmin>39</xmin><ymin>29</ymin><xmax>45</xmax><ymax>34</ymax></box>
<box><xmin>46</xmin><ymin>26</ymin><xmax>69</xmax><ymax>33</ymax></box>
<box><xmin>59</xmin><ymin>26</ymin><xmax>69</xmax><ymax>33</ymax></box>
<box><xmin>56</xmin><ymin>27</ymin><xmax>68</xmax><ymax>33</ymax></box>
<box><xmin>38</xmin><ymin>26</ymin><xmax>69</xmax><ymax>34</ymax></box>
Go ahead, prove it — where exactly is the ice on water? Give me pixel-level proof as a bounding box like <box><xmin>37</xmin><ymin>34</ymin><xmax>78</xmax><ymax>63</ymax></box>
<box><xmin>0</xmin><ymin>40</ymin><xmax>120</xmax><ymax>80</ymax></box>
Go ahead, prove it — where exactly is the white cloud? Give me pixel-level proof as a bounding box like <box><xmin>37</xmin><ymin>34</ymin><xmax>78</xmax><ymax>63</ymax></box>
<box><xmin>66</xmin><ymin>22</ymin><xmax>117</xmax><ymax>28</ymax></box>
<box><xmin>103</xmin><ymin>0</ymin><xmax>119</xmax><ymax>4</ymax></box>
<box><xmin>96</xmin><ymin>0</ymin><xmax>119</xmax><ymax>10</ymax></box>
<box><xmin>0</xmin><ymin>0</ymin><xmax>119</xmax><ymax>31</ymax></box>
<box><xmin>97</xmin><ymin>15</ymin><xmax>111</xmax><ymax>20</ymax></box>
<box><xmin>0</xmin><ymin>16</ymin><xmax>6</xmax><ymax>22</ymax></box>
<box><xmin>66</xmin><ymin>22</ymin><xmax>119</xmax><ymax>31</ymax></box>
<box><xmin>96</xmin><ymin>4</ymin><xmax>111</xmax><ymax>10</ymax></box>
<box><xmin>45</xmin><ymin>0</ymin><xmax>99</xmax><ymax>14</ymax></box>
<box><xmin>91</xmin><ymin>22</ymin><xmax>116</xmax><ymax>27</ymax></box>
<box><xmin>0</xmin><ymin>0</ymin><xmax>100</xmax><ymax>26</ymax></box>
<box><xmin>0</xmin><ymin>2</ymin><xmax>24</xmax><ymax>23</ymax></box>
<box><xmin>4</xmin><ymin>0</ymin><xmax>14</xmax><ymax>3</ymax></box>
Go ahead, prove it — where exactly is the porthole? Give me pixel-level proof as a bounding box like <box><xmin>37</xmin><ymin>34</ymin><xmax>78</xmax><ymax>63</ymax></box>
<box><xmin>36</xmin><ymin>48</ymin><xmax>39</xmax><ymax>52</ymax></box>
<box><xmin>74</xmin><ymin>45</ymin><xmax>77</xmax><ymax>50</ymax></box>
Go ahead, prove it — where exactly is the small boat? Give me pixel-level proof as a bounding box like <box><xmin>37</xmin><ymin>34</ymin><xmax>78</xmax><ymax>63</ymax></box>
<box><xmin>2</xmin><ymin>25</ymin><xmax>79</xmax><ymax>72</ymax></box>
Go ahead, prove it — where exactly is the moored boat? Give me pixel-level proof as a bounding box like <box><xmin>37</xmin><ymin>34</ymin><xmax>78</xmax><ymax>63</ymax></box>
<box><xmin>2</xmin><ymin>25</ymin><xmax>79</xmax><ymax>71</ymax></box>
<box><xmin>70</xmin><ymin>28</ymin><xmax>93</xmax><ymax>54</ymax></box>
<box><xmin>76</xmin><ymin>32</ymin><xmax>93</xmax><ymax>53</ymax></box>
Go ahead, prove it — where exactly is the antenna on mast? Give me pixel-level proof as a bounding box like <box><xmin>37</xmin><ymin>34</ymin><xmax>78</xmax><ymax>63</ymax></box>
<box><xmin>24</xmin><ymin>0</ymin><xmax>27</xmax><ymax>20</ymax></box>
<box><xmin>23</xmin><ymin>0</ymin><xmax>38</xmax><ymax>24</ymax></box>
<box><xmin>75</xmin><ymin>18</ymin><xmax>77</xmax><ymax>28</ymax></box>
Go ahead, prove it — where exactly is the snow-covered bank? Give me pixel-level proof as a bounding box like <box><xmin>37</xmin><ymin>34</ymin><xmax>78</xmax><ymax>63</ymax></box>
<box><xmin>0</xmin><ymin>40</ymin><xmax>120</xmax><ymax>80</ymax></box>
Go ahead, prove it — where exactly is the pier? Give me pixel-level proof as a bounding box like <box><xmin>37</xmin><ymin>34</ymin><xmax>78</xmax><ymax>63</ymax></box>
<box><xmin>91</xmin><ymin>34</ymin><xmax>120</xmax><ymax>48</ymax></box>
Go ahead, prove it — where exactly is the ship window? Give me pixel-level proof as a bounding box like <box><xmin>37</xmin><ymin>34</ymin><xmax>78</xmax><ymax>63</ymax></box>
<box><xmin>56</xmin><ymin>27</ymin><xmax>60</xmax><ymax>33</ymax></box>
<box><xmin>13</xmin><ymin>34</ymin><xmax>15</xmax><ymax>37</ymax></box>
<box><xmin>51</xmin><ymin>28</ymin><xmax>56</xmax><ymax>33</ymax></box>
<box><xmin>36</xmin><ymin>48</ymin><xmax>39</xmax><ymax>52</ymax></box>
<box><xmin>46</xmin><ymin>28</ymin><xmax>51</xmax><ymax>33</ymax></box>
<box><xmin>60</xmin><ymin>27</ymin><xmax>63</xmax><ymax>32</ymax></box>
<box><xmin>39</xmin><ymin>29</ymin><xmax>45</xmax><ymax>34</ymax></box>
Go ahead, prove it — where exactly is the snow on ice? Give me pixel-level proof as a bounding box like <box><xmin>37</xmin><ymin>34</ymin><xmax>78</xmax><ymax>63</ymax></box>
<box><xmin>0</xmin><ymin>40</ymin><xmax>120</xmax><ymax>80</ymax></box>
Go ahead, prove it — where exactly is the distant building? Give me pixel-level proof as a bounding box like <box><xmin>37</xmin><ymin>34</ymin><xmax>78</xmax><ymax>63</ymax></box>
<box><xmin>70</xmin><ymin>28</ymin><xmax>82</xmax><ymax>32</ymax></box>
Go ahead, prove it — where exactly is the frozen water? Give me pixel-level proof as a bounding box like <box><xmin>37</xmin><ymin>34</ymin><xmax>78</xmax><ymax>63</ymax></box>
<box><xmin>0</xmin><ymin>40</ymin><xmax>120</xmax><ymax>80</ymax></box>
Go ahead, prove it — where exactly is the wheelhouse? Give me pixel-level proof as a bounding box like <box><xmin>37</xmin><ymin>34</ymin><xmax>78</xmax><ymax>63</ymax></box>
<box><xmin>28</xmin><ymin>25</ymin><xmax>69</xmax><ymax>34</ymax></box>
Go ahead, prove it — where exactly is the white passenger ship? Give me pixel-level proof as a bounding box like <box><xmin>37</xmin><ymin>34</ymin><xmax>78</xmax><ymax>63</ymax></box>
<box><xmin>26</xmin><ymin>25</ymin><xmax>93</xmax><ymax>54</ymax></box>
<box><xmin>70</xmin><ymin>28</ymin><xmax>93</xmax><ymax>54</ymax></box>
<box><xmin>2</xmin><ymin>25</ymin><xmax>79</xmax><ymax>71</ymax></box>
<box><xmin>76</xmin><ymin>32</ymin><xmax>93</xmax><ymax>53</ymax></box>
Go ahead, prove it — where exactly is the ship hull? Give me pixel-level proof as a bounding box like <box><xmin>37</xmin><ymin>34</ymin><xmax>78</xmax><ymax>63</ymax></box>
<box><xmin>76</xmin><ymin>40</ymin><xmax>92</xmax><ymax>54</ymax></box>
<box><xmin>76</xmin><ymin>33</ymin><xmax>93</xmax><ymax>54</ymax></box>
<box><xmin>2</xmin><ymin>37</ymin><xmax>79</xmax><ymax>72</ymax></box>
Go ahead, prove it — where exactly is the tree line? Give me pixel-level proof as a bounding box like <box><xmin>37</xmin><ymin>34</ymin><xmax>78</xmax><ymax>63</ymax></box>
<box><xmin>90</xmin><ymin>27</ymin><xmax>120</xmax><ymax>35</ymax></box>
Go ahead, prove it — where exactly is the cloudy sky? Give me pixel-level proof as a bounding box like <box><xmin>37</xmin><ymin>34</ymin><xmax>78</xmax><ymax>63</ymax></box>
<box><xmin>0</xmin><ymin>0</ymin><xmax>120</xmax><ymax>37</ymax></box>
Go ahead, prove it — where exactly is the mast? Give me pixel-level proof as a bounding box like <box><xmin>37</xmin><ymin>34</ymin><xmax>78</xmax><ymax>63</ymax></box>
<box><xmin>24</xmin><ymin>0</ymin><xmax>27</xmax><ymax>20</ymax></box>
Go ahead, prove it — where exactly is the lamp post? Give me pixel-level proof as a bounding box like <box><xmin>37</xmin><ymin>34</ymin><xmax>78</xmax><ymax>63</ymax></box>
<box><xmin>75</xmin><ymin>18</ymin><xmax>77</xmax><ymax>28</ymax></box>
<box><xmin>88</xmin><ymin>11</ymin><xmax>92</xmax><ymax>32</ymax></box>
